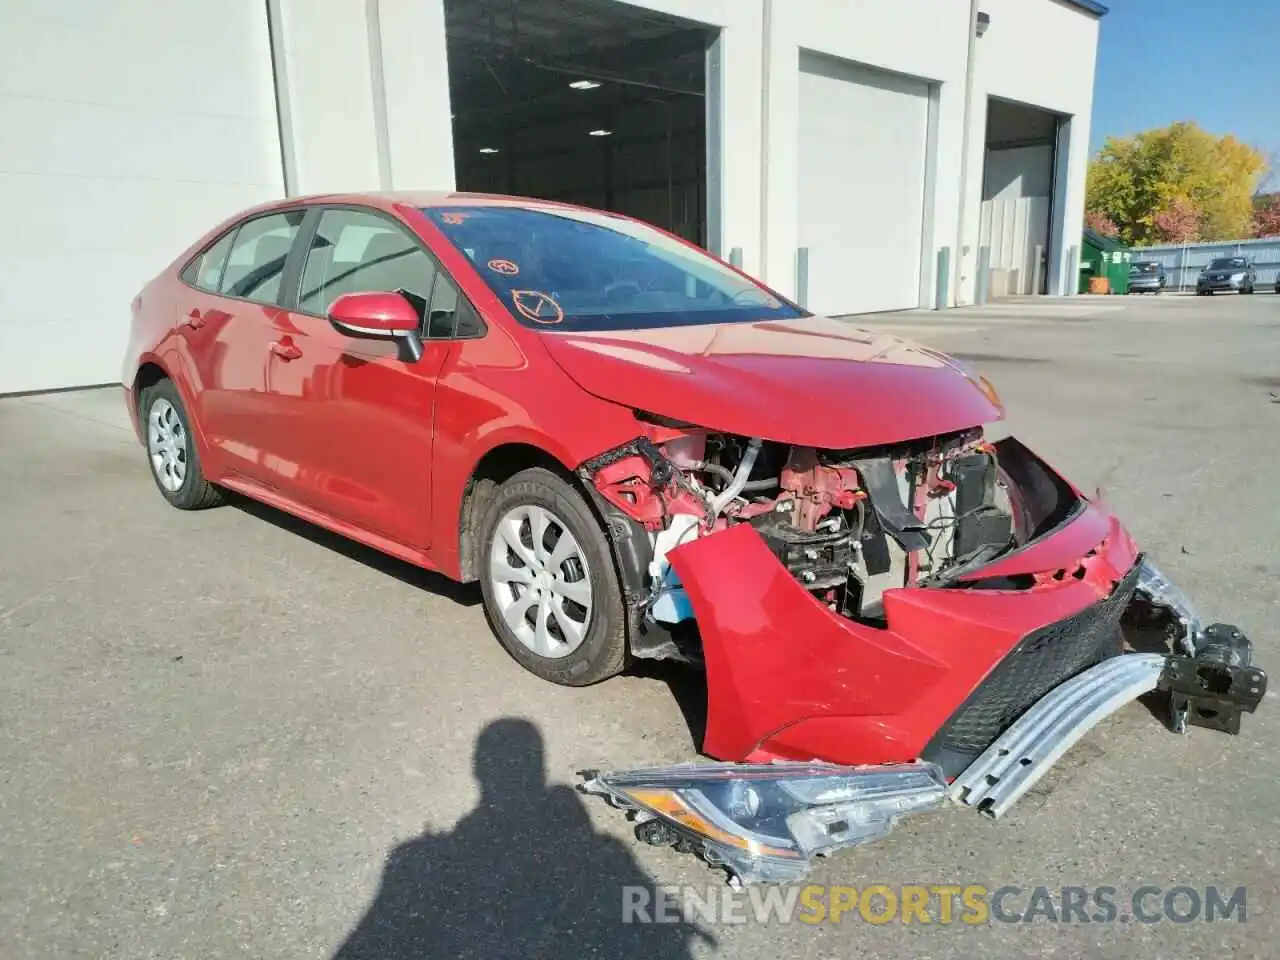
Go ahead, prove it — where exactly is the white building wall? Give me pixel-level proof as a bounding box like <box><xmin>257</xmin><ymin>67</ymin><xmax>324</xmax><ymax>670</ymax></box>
<box><xmin>759</xmin><ymin>0</ymin><xmax>971</xmax><ymax>303</ymax></box>
<box><xmin>615</xmin><ymin>0</ymin><xmax>1099</xmax><ymax>307</ymax></box>
<box><xmin>264</xmin><ymin>0</ymin><xmax>1100</xmax><ymax>303</ymax></box>
<box><xmin>964</xmin><ymin>0</ymin><xmax>1101</xmax><ymax>301</ymax></box>
<box><xmin>267</xmin><ymin>0</ymin><xmax>456</xmax><ymax>195</ymax></box>
<box><xmin>0</xmin><ymin>0</ymin><xmax>1103</xmax><ymax>394</ymax></box>
<box><xmin>0</xmin><ymin>0</ymin><xmax>284</xmax><ymax>394</ymax></box>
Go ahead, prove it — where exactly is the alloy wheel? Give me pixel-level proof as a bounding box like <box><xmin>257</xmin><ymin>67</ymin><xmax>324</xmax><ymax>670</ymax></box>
<box><xmin>147</xmin><ymin>398</ymin><xmax>188</xmax><ymax>492</ymax></box>
<box><xmin>487</xmin><ymin>504</ymin><xmax>593</xmax><ymax>659</ymax></box>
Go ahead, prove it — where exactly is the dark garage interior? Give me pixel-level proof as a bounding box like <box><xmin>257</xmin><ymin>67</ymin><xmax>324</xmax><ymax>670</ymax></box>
<box><xmin>444</xmin><ymin>0</ymin><xmax>712</xmax><ymax>244</ymax></box>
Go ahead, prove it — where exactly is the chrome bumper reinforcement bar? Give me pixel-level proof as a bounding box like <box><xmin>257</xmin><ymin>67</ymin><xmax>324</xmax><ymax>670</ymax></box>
<box><xmin>951</xmin><ymin>653</ymin><xmax>1166</xmax><ymax>818</ymax></box>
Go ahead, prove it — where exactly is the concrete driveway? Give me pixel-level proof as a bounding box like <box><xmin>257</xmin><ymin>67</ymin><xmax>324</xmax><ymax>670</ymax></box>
<box><xmin>1</xmin><ymin>292</ymin><xmax>1277</xmax><ymax>958</ymax></box>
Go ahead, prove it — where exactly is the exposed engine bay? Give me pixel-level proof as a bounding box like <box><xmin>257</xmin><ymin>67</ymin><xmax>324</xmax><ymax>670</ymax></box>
<box><xmin>579</xmin><ymin>424</ymin><xmax>1077</xmax><ymax>659</ymax></box>
<box><xmin>576</xmin><ymin>425</ymin><xmax>1269</xmax><ymax>885</ymax></box>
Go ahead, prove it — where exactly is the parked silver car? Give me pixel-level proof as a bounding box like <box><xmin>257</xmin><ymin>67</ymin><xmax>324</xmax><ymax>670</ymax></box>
<box><xmin>1196</xmin><ymin>257</ymin><xmax>1255</xmax><ymax>295</ymax></box>
<box><xmin>1128</xmin><ymin>260</ymin><xmax>1167</xmax><ymax>294</ymax></box>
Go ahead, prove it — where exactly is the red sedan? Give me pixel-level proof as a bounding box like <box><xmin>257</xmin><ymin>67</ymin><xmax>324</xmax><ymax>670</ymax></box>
<box><xmin>123</xmin><ymin>193</ymin><xmax>1264</xmax><ymax>884</ymax></box>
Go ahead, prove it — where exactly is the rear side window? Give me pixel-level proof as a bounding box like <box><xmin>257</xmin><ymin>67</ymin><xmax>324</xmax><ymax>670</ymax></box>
<box><xmin>183</xmin><ymin>231</ymin><xmax>236</xmax><ymax>292</ymax></box>
<box><xmin>298</xmin><ymin>208</ymin><xmax>437</xmax><ymax>318</ymax></box>
<box><xmin>220</xmin><ymin>211</ymin><xmax>305</xmax><ymax>304</ymax></box>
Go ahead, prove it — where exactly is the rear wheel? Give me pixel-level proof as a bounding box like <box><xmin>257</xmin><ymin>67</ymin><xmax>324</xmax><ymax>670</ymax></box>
<box><xmin>478</xmin><ymin>468</ymin><xmax>626</xmax><ymax>686</ymax></box>
<box><xmin>139</xmin><ymin>379</ymin><xmax>223</xmax><ymax>510</ymax></box>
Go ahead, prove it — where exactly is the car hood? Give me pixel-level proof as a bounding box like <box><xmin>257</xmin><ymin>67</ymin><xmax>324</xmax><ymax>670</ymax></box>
<box><xmin>539</xmin><ymin>315</ymin><xmax>1005</xmax><ymax>448</ymax></box>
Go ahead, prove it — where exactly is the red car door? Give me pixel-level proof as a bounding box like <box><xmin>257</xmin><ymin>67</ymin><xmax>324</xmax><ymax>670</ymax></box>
<box><xmin>174</xmin><ymin>210</ymin><xmax>306</xmax><ymax>485</ymax></box>
<box><xmin>259</xmin><ymin>207</ymin><xmax>457</xmax><ymax>549</ymax></box>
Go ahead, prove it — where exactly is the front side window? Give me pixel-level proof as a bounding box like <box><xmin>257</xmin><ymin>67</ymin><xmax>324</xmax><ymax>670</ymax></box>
<box><xmin>299</xmin><ymin>209</ymin><xmax>437</xmax><ymax>318</ymax></box>
<box><xmin>423</xmin><ymin>205</ymin><xmax>806</xmax><ymax>332</ymax></box>
<box><xmin>220</xmin><ymin>210</ymin><xmax>305</xmax><ymax>304</ymax></box>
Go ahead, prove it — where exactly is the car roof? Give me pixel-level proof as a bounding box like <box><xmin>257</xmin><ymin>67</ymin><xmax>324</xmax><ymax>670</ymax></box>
<box><xmin>253</xmin><ymin>190</ymin><xmax>592</xmax><ymax>215</ymax></box>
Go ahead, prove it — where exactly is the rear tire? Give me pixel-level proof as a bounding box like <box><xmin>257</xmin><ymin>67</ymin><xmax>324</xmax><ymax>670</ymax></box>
<box><xmin>478</xmin><ymin>468</ymin><xmax>626</xmax><ymax>686</ymax></box>
<box><xmin>139</xmin><ymin>379</ymin><xmax>224</xmax><ymax>510</ymax></box>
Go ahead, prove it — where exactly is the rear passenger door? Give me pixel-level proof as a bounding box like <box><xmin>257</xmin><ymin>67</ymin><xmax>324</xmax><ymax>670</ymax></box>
<box><xmin>177</xmin><ymin>209</ymin><xmax>305</xmax><ymax>484</ymax></box>
<box><xmin>261</xmin><ymin>206</ymin><xmax>474</xmax><ymax>548</ymax></box>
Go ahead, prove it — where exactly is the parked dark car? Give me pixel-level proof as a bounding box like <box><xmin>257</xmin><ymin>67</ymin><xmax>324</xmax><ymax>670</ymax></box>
<box><xmin>1127</xmin><ymin>260</ymin><xmax>1167</xmax><ymax>294</ymax></box>
<box><xmin>1196</xmin><ymin>256</ymin><xmax>1255</xmax><ymax>295</ymax></box>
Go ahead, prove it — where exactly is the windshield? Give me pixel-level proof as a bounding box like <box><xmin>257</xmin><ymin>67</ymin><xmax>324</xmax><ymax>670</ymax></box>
<box><xmin>1130</xmin><ymin>262</ymin><xmax>1159</xmax><ymax>273</ymax></box>
<box><xmin>1208</xmin><ymin>258</ymin><xmax>1247</xmax><ymax>270</ymax></box>
<box><xmin>423</xmin><ymin>205</ymin><xmax>806</xmax><ymax>331</ymax></box>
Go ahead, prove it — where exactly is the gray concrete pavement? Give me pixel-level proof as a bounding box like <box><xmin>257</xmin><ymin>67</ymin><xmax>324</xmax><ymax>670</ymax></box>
<box><xmin>1</xmin><ymin>292</ymin><xmax>1277</xmax><ymax>958</ymax></box>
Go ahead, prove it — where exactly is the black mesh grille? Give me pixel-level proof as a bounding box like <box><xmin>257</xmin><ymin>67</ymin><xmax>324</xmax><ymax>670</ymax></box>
<box><xmin>923</xmin><ymin>561</ymin><xmax>1142</xmax><ymax>778</ymax></box>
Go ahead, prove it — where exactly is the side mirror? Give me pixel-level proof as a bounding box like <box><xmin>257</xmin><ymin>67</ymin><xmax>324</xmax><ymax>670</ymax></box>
<box><xmin>328</xmin><ymin>291</ymin><xmax>424</xmax><ymax>362</ymax></box>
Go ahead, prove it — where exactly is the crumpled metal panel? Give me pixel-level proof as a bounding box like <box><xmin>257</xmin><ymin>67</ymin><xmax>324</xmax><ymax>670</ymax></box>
<box><xmin>951</xmin><ymin>653</ymin><xmax>1166</xmax><ymax>818</ymax></box>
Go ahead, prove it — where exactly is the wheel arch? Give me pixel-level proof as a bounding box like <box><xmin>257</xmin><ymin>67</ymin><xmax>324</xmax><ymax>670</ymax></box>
<box><xmin>133</xmin><ymin>360</ymin><xmax>170</xmax><ymax>403</ymax></box>
<box><xmin>455</xmin><ymin>441</ymin><xmax>583</xmax><ymax>584</ymax></box>
<box><xmin>130</xmin><ymin>355</ymin><xmax>214</xmax><ymax>465</ymax></box>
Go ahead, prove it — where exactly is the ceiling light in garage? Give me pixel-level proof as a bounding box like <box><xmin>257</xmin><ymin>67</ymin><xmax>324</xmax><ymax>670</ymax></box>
<box><xmin>479</xmin><ymin>147</ymin><xmax>500</xmax><ymax>154</ymax></box>
<box><xmin>569</xmin><ymin>80</ymin><xmax>602</xmax><ymax>90</ymax></box>
<box><xmin>588</xmin><ymin>129</ymin><xmax>613</xmax><ymax>137</ymax></box>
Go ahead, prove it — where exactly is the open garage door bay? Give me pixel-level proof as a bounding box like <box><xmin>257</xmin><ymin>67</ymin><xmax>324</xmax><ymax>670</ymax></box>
<box><xmin>798</xmin><ymin>55</ymin><xmax>929</xmax><ymax>316</ymax></box>
<box><xmin>0</xmin><ymin>1</ymin><xmax>284</xmax><ymax>394</ymax></box>
<box><xmin>445</xmin><ymin>0</ymin><xmax>710</xmax><ymax>246</ymax></box>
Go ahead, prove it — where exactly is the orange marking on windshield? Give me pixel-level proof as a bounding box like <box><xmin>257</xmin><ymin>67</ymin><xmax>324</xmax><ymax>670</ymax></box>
<box><xmin>511</xmin><ymin>290</ymin><xmax>564</xmax><ymax>325</ymax></box>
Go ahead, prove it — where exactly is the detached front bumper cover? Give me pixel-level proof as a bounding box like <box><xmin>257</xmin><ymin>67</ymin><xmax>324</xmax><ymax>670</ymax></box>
<box><xmin>583</xmin><ymin>563</ymin><xmax>1267</xmax><ymax>884</ymax></box>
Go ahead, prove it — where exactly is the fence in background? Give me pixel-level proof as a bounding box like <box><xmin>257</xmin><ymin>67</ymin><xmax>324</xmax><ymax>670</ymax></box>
<box><xmin>1129</xmin><ymin>237</ymin><xmax>1280</xmax><ymax>290</ymax></box>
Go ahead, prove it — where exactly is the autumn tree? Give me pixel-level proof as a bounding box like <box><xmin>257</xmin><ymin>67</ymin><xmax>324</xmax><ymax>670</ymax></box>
<box><xmin>1086</xmin><ymin>122</ymin><xmax>1266</xmax><ymax>245</ymax></box>
<box><xmin>1254</xmin><ymin>194</ymin><xmax>1280</xmax><ymax>238</ymax></box>
<box><xmin>1151</xmin><ymin>196</ymin><xmax>1199</xmax><ymax>244</ymax></box>
<box><xmin>1085</xmin><ymin>209</ymin><xmax>1119</xmax><ymax>238</ymax></box>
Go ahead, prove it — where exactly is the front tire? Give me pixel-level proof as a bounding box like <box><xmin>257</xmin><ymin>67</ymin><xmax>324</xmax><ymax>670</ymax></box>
<box><xmin>478</xmin><ymin>468</ymin><xmax>627</xmax><ymax>686</ymax></box>
<box><xmin>139</xmin><ymin>379</ymin><xmax>224</xmax><ymax>510</ymax></box>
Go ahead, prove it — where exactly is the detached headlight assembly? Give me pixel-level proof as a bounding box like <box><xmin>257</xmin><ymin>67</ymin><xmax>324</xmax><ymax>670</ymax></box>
<box><xmin>580</xmin><ymin>761</ymin><xmax>947</xmax><ymax>885</ymax></box>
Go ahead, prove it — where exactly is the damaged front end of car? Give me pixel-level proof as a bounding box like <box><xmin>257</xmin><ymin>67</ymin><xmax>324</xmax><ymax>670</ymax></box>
<box><xmin>575</xmin><ymin>416</ymin><xmax>1267</xmax><ymax>885</ymax></box>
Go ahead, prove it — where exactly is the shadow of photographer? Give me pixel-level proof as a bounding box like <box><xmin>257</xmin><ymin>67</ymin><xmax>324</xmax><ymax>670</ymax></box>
<box><xmin>334</xmin><ymin>717</ymin><xmax>713</xmax><ymax>959</ymax></box>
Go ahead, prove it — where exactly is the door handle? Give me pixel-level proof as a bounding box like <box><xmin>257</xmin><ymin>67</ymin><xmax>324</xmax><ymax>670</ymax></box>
<box><xmin>270</xmin><ymin>339</ymin><xmax>303</xmax><ymax>361</ymax></box>
<box><xmin>182</xmin><ymin>309</ymin><xmax>206</xmax><ymax>329</ymax></box>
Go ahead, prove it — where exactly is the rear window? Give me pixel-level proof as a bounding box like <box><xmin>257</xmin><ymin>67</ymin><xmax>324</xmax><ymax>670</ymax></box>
<box><xmin>423</xmin><ymin>205</ymin><xmax>805</xmax><ymax>332</ymax></box>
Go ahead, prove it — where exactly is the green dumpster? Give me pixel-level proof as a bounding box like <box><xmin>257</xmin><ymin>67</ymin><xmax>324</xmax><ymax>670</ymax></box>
<box><xmin>1079</xmin><ymin>228</ymin><xmax>1130</xmax><ymax>294</ymax></box>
